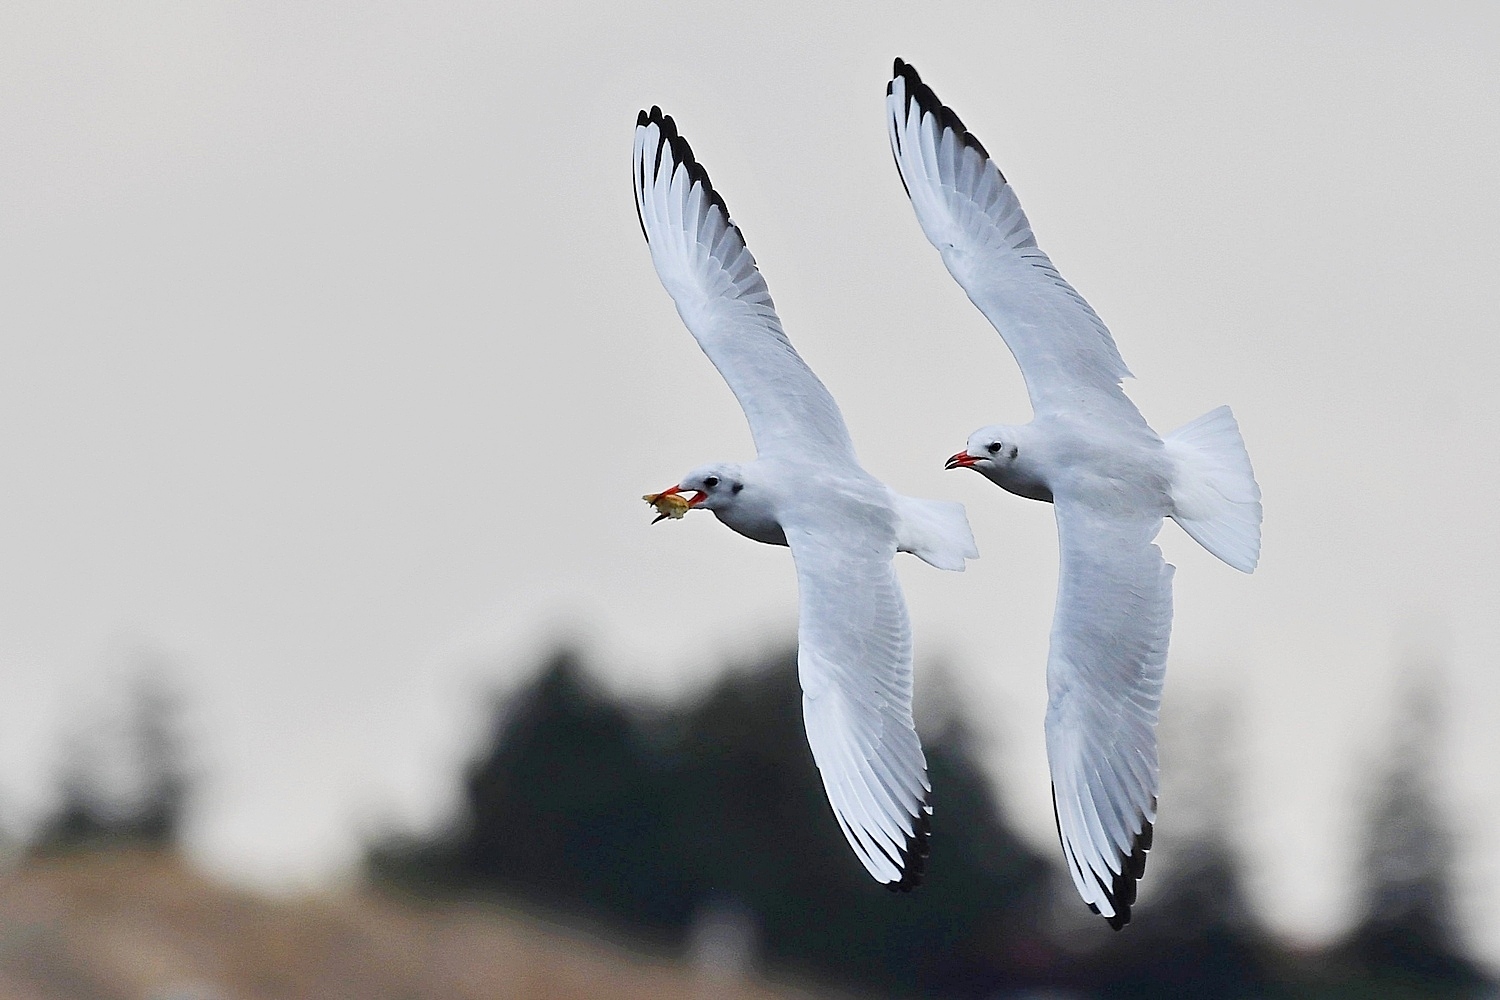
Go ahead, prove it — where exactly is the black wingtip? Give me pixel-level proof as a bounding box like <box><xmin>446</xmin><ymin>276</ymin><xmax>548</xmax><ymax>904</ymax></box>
<box><xmin>1114</xmin><ymin>816</ymin><xmax>1154</xmax><ymax>928</ymax></box>
<box><xmin>1053</xmin><ymin>786</ymin><xmax>1155</xmax><ymax>931</ymax></box>
<box><xmin>887</xmin><ymin>58</ymin><xmax>998</xmax><ymax>178</ymax></box>
<box><xmin>891</xmin><ymin>57</ymin><xmax>921</xmax><ymax>91</ymax></box>
<box><xmin>633</xmin><ymin>106</ymin><xmax>734</xmax><ymax>247</ymax></box>
<box><xmin>888</xmin><ymin>56</ymin><xmax>910</xmax><ymax>93</ymax></box>
<box><xmin>1099</xmin><ymin>816</ymin><xmax>1153</xmax><ymax>930</ymax></box>
<box><xmin>884</xmin><ymin>799</ymin><xmax>933</xmax><ymax>892</ymax></box>
<box><xmin>647</xmin><ymin>105</ymin><xmax>676</xmax><ymax>139</ymax></box>
<box><xmin>885</xmin><ymin>59</ymin><xmax>914</xmax><ymax>199</ymax></box>
<box><xmin>631</xmin><ymin>110</ymin><xmax>652</xmax><ymax>244</ymax></box>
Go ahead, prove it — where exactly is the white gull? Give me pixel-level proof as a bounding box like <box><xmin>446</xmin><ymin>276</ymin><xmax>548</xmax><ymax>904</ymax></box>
<box><xmin>886</xmin><ymin>59</ymin><xmax>1262</xmax><ymax>927</ymax></box>
<box><xmin>633</xmin><ymin>106</ymin><xmax>980</xmax><ymax>889</ymax></box>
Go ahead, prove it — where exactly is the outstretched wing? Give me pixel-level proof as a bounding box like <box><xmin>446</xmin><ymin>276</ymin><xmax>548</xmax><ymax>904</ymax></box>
<box><xmin>783</xmin><ymin>505</ymin><xmax>932</xmax><ymax>888</ymax></box>
<box><xmin>633</xmin><ymin>108</ymin><xmax>858</xmax><ymax>466</ymax></box>
<box><xmin>1045</xmin><ymin>497</ymin><xmax>1174</xmax><ymax>927</ymax></box>
<box><xmin>886</xmin><ymin>59</ymin><xmax>1149</xmax><ymax>432</ymax></box>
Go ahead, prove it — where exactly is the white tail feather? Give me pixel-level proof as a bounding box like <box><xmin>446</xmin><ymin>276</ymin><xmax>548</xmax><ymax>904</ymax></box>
<box><xmin>890</xmin><ymin>493</ymin><xmax>979</xmax><ymax>572</ymax></box>
<box><xmin>1165</xmin><ymin>406</ymin><xmax>1262</xmax><ymax>573</ymax></box>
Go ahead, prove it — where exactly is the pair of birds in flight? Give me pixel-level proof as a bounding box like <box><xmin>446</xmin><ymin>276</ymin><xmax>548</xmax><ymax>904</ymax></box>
<box><xmin>634</xmin><ymin>59</ymin><xmax>1262</xmax><ymax>929</ymax></box>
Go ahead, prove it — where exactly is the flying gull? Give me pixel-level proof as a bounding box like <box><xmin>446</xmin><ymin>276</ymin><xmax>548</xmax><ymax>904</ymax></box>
<box><xmin>633</xmin><ymin>106</ymin><xmax>980</xmax><ymax>889</ymax></box>
<box><xmin>886</xmin><ymin>59</ymin><xmax>1262</xmax><ymax>926</ymax></box>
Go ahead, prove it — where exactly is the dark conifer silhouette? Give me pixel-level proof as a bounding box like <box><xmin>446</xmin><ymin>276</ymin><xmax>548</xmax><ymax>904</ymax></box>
<box><xmin>369</xmin><ymin>648</ymin><xmax>1497</xmax><ymax>999</ymax></box>
<box><xmin>1340</xmin><ymin>666</ymin><xmax>1486</xmax><ymax>996</ymax></box>
<box><xmin>1078</xmin><ymin>698</ymin><xmax>1276</xmax><ymax>999</ymax></box>
<box><xmin>371</xmin><ymin>646</ymin><xmax>1056</xmax><ymax>997</ymax></box>
<box><xmin>34</xmin><ymin>666</ymin><xmax>191</xmax><ymax>852</ymax></box>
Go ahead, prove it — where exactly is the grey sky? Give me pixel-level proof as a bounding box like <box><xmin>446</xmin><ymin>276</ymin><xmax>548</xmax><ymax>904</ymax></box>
<box><xmin>2</xmin><ymin>0</ymin><xmax>1498</xmax><ymax>963</ymax></box>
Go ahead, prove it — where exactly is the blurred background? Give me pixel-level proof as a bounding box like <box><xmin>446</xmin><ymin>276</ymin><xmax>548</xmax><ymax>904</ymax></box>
<box><xmin>2</xmin><ymin>2</ymin><xmax>1498</xmax><ymax>997</ymax></box>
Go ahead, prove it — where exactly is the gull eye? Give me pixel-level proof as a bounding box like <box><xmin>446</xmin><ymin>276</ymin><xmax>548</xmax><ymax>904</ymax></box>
<box><xmin>704</xmin><ymin>476</ymin><xmax>720</xmax><ymax>488</ymax></box>
<box><xmin>987</xmin><ymin>442</ymin><xmax>1003</xmax><ymax>455</ymax></box>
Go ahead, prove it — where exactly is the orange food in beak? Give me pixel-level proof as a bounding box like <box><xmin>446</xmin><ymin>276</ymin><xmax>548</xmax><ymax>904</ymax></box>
<box><xmin>642</xmin><ymin>485</ymin><xmax>707</xmax><ymax>523</ymax></box>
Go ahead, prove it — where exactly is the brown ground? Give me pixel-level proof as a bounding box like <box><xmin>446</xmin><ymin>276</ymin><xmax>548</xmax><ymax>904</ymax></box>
<box><xmin>0</xmin><ymin>850</ymin><xmax>826</xmax><ymax>1000</ymax></box>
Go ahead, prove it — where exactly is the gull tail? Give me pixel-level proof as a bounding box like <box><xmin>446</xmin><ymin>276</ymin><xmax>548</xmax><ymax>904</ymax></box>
<box><xmin>891</xmin><ymin>492</ymin><xmax>979</xmax><ymax>571</ymax></box>
<box><xmin>1166</xmin><ymin>405</ymin><xmax>1262</xmax><ymax>573</ymax></box>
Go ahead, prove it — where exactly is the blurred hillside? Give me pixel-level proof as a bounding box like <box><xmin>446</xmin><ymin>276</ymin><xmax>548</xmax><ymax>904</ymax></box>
<box><xmin>0</xmin><ymin>849</ymin><xmax>823</xmax><ymax>1000</ymax></box>
<box><xmin>371</xmin><ymin>648</ymin><xmax>1058</xmax><ymax>997</ymax></box>
<box><xmin>6</xmin><ymin>646</ymin><xmax>1494</xmax><ymax>999</ymax></box>
<box><xmin>370</xmin><ymin>647</ymin><xmax>1496</xmax><ymax>1000</ymax></box>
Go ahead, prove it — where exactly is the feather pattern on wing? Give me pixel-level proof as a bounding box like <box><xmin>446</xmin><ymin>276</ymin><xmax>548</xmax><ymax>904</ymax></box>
<box><xmin>1044</xmin><ymin>498</ymin><xmax>1173</xmax><ymax>927</ymax></box>
<box><xmin>785</xmin><ymin>505</ymin><xmax>932</xmax><ymax>889</ymax></box>
<box><xmin>885</xmin><ymin>60</ymin><xmax>1148</xmax><ymax>431</ymax></box>
<box><xmin>633</xmin><ymin>108</ymin><xmax>858</xmax><ymax>465</ymax></box>
<box><xmin>633</xmin><ymin>107</ymin><xmax>941</xmax><ymax>889</ymax></box>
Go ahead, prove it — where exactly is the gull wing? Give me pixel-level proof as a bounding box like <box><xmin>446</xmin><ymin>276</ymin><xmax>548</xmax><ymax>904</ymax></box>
<box><xmin>783</xmin><ymin>505</ymin><xmax>932</xmax><ymax>888</ymax></box>
<box><xmin>885</xmin><ymin>60</ymin><xmax>1149</xmax><ymax>432</ymax></box>
<box><xmin>633</xmin><ymin>108</ymin><xmax>858</xmax><ymax>466</ymax></box>
<box><xmin>1045</xmin><ymin>496</ymin><xmax>1174</xmax><ymax>927</ymax></box>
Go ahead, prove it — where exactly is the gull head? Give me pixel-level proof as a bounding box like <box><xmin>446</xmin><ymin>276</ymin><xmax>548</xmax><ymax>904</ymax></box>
<box><xmin>946</xmin><ymin>425</ymin><xmax>1053</xmax><ymax>503</ymax></box>
<box><xmin>644</xmin><ymin>463</ymin><xmax>745</xmax><ymax>523</ymax></box>
<box><xmin>946</xmin><ymin>425</ymin><xmax>1021</xmax><ymax>474</ymax></box>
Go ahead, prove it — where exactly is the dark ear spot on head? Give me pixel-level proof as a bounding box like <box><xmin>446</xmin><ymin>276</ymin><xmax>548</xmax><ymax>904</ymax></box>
<box><xmin>1009</xmin><ymin>444</ymin><xmax>1018</xmax><ymax>460</ymax></box>
<box><xmin>732</xmin><ymin>482</ymin><xmax>744</xmax><ymax>494</ymax></box>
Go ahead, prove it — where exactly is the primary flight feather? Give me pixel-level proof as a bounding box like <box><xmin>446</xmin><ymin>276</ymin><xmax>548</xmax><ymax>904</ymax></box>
<box><xmin>885</xmin><ymin>59</ymin><xmax>1262</xmax><ymax>927</ymax></box>
<box><xmin>632</xmin><ymin>105</ymin><xmax>980</xmax><ymax>888</ymax></box>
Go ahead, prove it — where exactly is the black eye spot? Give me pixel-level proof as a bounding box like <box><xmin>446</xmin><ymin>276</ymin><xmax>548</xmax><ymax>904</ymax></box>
<box><xmin>732</xmin><ymin>482</ymin><xmax>743</xmax><ymax>494</ymax></box>
<box><xmin>704</xmin><ymin>476</ymin><xmax>719</xmax><ymax>488</ymax></box>
<box><xmin>987</xmin><ymin>442</ymin><xmax>1003</xmax><ymax>454</ymax></box>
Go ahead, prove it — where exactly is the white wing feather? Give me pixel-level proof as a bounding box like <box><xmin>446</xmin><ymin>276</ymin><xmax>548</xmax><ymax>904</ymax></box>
<box><xmin>886</xmin><ymin>61</ymin><xmax>1149</xmax><ymax>432</ymax></box>
<box><xmin>634</xmin><ymin>108</ymin><xmax>934</xmax><ymax>888</ymax></box>
<box><xmin>633</xmin><ymin>109</ymin><xmax>859</xmax><ymax>466</ymax></box>
<box><xmin>785</xmin><ymin>506</ymin><xmax>932</xmax><ymax>889</ymax></box>
<box><xmin>1045</xmin><ymin>498</ymin><xmax>1173</xmax><ymax>927</ymax></box>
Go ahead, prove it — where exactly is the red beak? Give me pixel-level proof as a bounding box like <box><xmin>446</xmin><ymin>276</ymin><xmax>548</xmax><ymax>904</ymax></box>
<box><xmin>656</xmin><ymin>484</ymin><xmax>709</xmax><ymax>507</ymax></box>
<box><xmin>945</xmin><ymin>451</ymin><xmax>978</xmax><ymax>470</ymax></box>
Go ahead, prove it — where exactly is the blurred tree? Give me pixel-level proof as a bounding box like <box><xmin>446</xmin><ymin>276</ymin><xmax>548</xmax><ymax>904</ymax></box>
<box><xmin>1079</xmin><ymin>698</ymin><xmax>1277</xmax><ymax>999</ymax></box>
<box><xmin>649</xmin><ymin>649</ymin><xmax>1056</xmax><ymax>997</ymax></box>
<box><xmin>369</xmin><ymin>648</ymin><xmax>1499</xmax><ymax>1000</ymax></box>
<box><xmin>1339</xmin><ymin>667</ymin><xmax>1486</xmax><ymax>997</ymax></box>
<box><xmin>371</xmin><ymin>645</ymin><xmax>1057</xmax><ymax>998</ymax></box>
<box><xmin>33</xmin><ymin>666</ymin><xmax>191</xmax><ymax>852</ymax></box>
<box><xmin>455</xmin><ymin>648</ymin><xmax>692</xmax><ymax>929</ymax></box>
